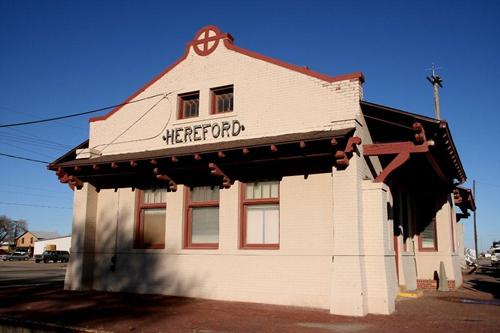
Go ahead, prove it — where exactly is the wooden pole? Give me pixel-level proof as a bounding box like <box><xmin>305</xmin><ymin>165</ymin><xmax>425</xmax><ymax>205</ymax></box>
<box><xmin>473</xmin><ymin>180</ymin><xmax>479</xmax><ymax>258</ymax></box>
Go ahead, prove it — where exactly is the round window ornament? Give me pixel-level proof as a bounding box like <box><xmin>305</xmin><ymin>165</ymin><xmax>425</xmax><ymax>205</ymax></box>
<box><xmin>192</xmin><ymin>25</ymin><xmax>226</xmax><ymax>56</ymax></box>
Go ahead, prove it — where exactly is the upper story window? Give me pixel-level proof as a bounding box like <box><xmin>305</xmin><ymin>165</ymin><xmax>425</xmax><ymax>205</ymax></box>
<box><xmin>178</xmin><ymin>91</ymin><xmax>200</xmax><ymax>119</ymax></box>
<box><xmin>135</xmin><ymin>188</ymin><xmax>167</xmax><ymax>249</ymax></box>
<box><xmin>240</xmin><ymin>181</ymin><xmax>280</xmax><ymax>249</ymax></box>
<box><xmin>211</xmin><ymin>85</ymin><xmax>233</xmax><ymax>114</ymax></box>
<box><xmin>184</xmin><ymin>186</ymin><xmax>220</xmax><ymax>249</ymax></box>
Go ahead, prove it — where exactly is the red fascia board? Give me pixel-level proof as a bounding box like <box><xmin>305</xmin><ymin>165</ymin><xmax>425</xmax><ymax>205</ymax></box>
<box><xmin>90</xmin><ymin>33</ymin><xmax>364</xmax><ymax>123</ymax></box>
<box><xmin>222</xmin><ymin>39</ymin><xmax>365</xmax><ymax>84</ymax></box>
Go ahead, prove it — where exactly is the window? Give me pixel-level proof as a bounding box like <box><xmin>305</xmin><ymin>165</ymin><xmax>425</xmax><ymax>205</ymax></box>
<box><xmin>135</xmin><ymin>189</ymin><xmax>167</xmax><ymax>249</ymax></box>
<box><xmin>21</xmin><ymin>238</ymin><xmax>24</xmax><ymax>244</ymax></box>
<box><xmin>211</xmin><ymin>85</ymin><xmax>233</xmax><ymax>114</ymax></box>
<box><xmin>184</xmin><ymin>186</ymin><xmax>219</xmax><ymax>249</ymax></box>
<box><xmin>240</xmin><ymin>181</ymin><xmax>279</xmax><ymax>249</ymax></box>
<box><xmin>178</xmin><ymin>91</ymin><xmax>199</xmax><ymax>119</ymax></box>
<box><xmin>30</xmin><ymin>237</ymin><xmax>33</xmax><ymax>244</ymax></box>
<box><xmin>419</xmin><ymin>218</ymin><xmax>438</xmax><ymax>251</ymax></box>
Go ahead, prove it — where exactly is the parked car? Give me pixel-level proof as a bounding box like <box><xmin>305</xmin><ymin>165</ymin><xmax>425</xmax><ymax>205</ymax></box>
<box><xmin>491</xmin><ymin>248</ymin><xmax>500</xmax><ymax>267</ymax></box>
<box><xmin>35</xmin><ymin>250</ymin><xmax>70</xmax><ymax>263</ymax></box>
<box><xmin>3</xmin><ymin>252</ymin><xmax>29</xmax><ymax>261</ymax></box>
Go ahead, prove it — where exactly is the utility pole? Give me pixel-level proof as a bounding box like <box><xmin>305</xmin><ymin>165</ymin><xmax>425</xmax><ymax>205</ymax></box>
<box><xmin>473</xmin><ymin>180</ymin><xmax>479</xmax><ymax>258</ymax></box>
<box><xmin>426</xmin><ymin>63</ymin><xmax>443</xmax><ymax>120</ymax></box>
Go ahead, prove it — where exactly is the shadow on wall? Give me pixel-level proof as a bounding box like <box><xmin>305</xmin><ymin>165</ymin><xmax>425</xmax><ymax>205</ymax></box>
<box><xmin>0</xmin><ymin>190</ymin><xmax>203</xmax><ymax>327</ymax></box>
<box><xmin>392</xmin><ymin>189</ymin><xmax>449</xmax><ymax>247</ymax></box>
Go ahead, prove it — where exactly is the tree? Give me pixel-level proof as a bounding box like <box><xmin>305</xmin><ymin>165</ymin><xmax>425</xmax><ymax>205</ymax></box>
<box><xmin>0</xmin><ymin>215</ymin><xmax>28</xmax><ymax>242</ymax></box>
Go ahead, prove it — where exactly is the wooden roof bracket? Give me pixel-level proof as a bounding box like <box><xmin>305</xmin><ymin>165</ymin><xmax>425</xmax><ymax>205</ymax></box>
<box><xmin>208</xmin><ymin>162</ymin><xmax>232</xmax><ymax>188</ymax></box>
<box><xmin>153</xmin><ymin>168</ymin><xmax>177</xmax><ymax>192</ymax></box>
<box><xmin>363</xmin><ymin>123</ymin><xmax>434</xmax><ymax>183</ymax></box>
<box><xmin>56</xmin><ymin>167</ymin><xmax>83</xmax><ymax>190</ymax></box>
<box><xmin>335</xmin><ymin>136</ymin><xmax>362</xmax><ymax>169</ymax></box>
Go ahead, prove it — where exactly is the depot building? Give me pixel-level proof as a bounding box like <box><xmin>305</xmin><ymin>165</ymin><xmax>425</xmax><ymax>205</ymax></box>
<box><xmin>49</xmin><ymin>26</ymin><xmax>475</xmax><ymax>316</ymax></box>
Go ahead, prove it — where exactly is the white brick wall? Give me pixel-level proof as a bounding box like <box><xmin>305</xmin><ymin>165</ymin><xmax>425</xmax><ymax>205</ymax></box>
<box><xmin>88</xmin><ymin>174</ymin><xmax>336</xmax><ymax>309</ymax></box>
<box><xmin>89</xmin><ymin>41</ymin><xmax>362</xmax><ymax>156</ymax></box>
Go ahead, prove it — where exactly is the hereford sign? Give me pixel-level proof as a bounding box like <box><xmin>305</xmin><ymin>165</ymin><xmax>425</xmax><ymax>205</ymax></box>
<box><xmin>162</xmin><ymin>120</ymin><xmax>245</xmax><ymax>145</ymax></box>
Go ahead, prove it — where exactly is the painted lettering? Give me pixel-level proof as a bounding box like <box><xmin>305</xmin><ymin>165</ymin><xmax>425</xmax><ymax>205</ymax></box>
<box><xmin>163</xmin><ymin>120</ymin><xmax>246</xmax><ymax>145</ymax></box>
<box><xmin>221</xmin><ymin>121</ymin><xmax>231</xmax><ymax>138</ymax></box>
<box><xmin>193</xmin><ymin>125</ymin><xmax>202</xmax><ymax>141</ymax></box>
<box><xmin>202</xmin><ymin>124</ymin><xmax>210</xmax><ymax>140</ymax></box>
<box><xmin>232</xmin><ymin>120</ymin><xmax>242</xmax><ymax>136</ymax></box>
<box><xmin>175</xmin><ymin>128</ymin><xmax>183</xmax><ymax>144</ymax></box>
<box><xmin>212</xmin><ymin>123</ymin><xmax>221</xmax><ymax>138</ymax></box>
<box><xmin>184</xmin><ymin>127</ymin><xmax>193</xmax><ymax>142</ymax></box>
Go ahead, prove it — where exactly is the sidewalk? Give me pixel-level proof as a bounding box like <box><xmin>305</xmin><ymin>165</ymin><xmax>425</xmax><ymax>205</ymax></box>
<box><xmin>1</xmin><ymin>268</ymin><xmax>499</xmax><ymax>333</ymax></box>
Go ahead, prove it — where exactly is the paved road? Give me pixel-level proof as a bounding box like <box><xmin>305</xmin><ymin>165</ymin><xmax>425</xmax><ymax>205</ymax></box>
<box><xmin>0</xmin><ymin>260</ymin><xmax>66</xmax><ymax>288</ymax></box>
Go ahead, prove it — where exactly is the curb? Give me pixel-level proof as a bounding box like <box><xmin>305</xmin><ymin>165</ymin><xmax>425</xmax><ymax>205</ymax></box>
<box><xmin>398</xmin><ymin>290</ymin><xmax>423</xmax><ymax>299</ymax></box>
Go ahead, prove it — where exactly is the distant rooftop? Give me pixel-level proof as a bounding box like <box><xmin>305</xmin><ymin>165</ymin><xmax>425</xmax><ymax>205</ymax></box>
<box><xmin>31</xmin><ymin>231</ymin><xmax>61</xmax><ymax>239</ymax></box>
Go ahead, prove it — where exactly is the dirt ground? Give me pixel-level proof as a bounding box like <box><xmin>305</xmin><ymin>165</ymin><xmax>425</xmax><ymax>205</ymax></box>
<box><xmin>0</xmin><ymin>266</ymin><xmax>499</xmax><ymax>333</ymax></box>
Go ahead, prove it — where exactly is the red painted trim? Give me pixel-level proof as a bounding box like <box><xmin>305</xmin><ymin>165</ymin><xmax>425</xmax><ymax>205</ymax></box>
<box><xmin>184</xmin><ymin>186</ymin><xmax>219</xmax><ymax>249</ymax></box>
<box><xmin>90</xmin><ymin>25</ymin><xmax>364</xmax><ymax>122</ymax></box>
<box><xmin>239</xmin><ymin>182</ymin><xmax>280</xmax><ymax>250</ymax></box>
<box><xmin>177</xmin><ymin>91</ymin><xmax>200</xmax><ymax>120</ymax></box>
<box><xmin>210</xmin><ymin>85</ymin><xmax>234</xmax><ymax>115</ymax></box>
<box><xmin>223</xmin><ymin>39</ymin><xmax>364</xmax><ymax>84</ymax></box>
<box><xmin>375</xmin><ymin>151</ymin><xmax>410</xmax><ymax>183</ymax></box>
<box><xmin>134</xmin><ymin>189</ymin><xmax>166</xmax><ymax>249</ymax></box>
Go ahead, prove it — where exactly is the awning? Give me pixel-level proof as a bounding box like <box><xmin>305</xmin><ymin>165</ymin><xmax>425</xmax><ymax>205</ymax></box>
<box><xmin>361</xmin><ymin>101</ymin><xmax>466</xmax><ymax>186</ymax></box>
<box><xmin>48</xmin><ymin>128</ymin><xmax>359</xmax><ymax>191</ymax></box>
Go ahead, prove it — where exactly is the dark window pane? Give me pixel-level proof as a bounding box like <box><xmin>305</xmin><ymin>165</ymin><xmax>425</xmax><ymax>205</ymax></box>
<box><xmin>142</xmin><ymin>208</ymin><xmax>166</xmax><ymax>246</ymax></box>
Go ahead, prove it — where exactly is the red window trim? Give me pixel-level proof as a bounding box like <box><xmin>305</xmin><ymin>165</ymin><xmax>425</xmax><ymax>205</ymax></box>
<box><xmin>239</xmin><ymin>182</ymin><xmax>280</xmax><ymax>250</ymax></box>
<box><xmin>184</xmin><ymin>187</ymin><xmax>219</xmax><ymax>249</ymax></box>
<box><xmin>418</xmin><ymin>217</ymin><xmax>438</xmax><ymax>252</ymax></box>
<box><xmin>134</xmin><ymin>190</ymin><xmax>166</xmax><ymax>249</ymax></box>
<box><xmin>178</xmin><ymin>91</ymin><xmax>200</xmax><ymax>120</ymax></box>
<box><xmin>210</xmin><ymin>85</ymin><xmax>233</xmax><ymax>115</ymax></box>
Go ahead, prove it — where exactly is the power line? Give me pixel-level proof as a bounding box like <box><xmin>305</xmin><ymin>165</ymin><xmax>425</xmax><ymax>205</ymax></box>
<box><xmin>0</xmin><ymin>201</ymin><xmax>71</xmax><ymax>210</ymax></box>
<box><xmin>0</xmin><ymin>152</ymin><xmax>48</xmax><ymax>164</ymax></box>
<box><xmin>0</xmin><ymin>92</ymin><xmax>166</xmax><ymax>128</ymax></box>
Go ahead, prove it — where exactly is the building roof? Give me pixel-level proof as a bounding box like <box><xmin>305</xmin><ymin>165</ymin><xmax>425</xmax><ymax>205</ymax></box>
<box><xmin>89</xmin><ymin>25</ymin><xmax>364</xmax><ymax>123</ymax></box>
<box><xmin>31</xmin><ymin>231</ymin><xmax>61</xmax><ymax>240</ymax></box>
<box><xmin>48</xmin><ymin>128</ymin><xmax>356</xmax><ymax>191</ymax></box>
<box><xmin>361</xmin><ymin>101</ymin><xmax>466</xmax><ymax>184</ymax></box>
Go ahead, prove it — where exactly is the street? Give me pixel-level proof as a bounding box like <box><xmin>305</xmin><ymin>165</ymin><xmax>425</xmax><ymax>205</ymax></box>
<box><xmin>0</xmin><ymin>260</ymin><xmax>499</xmax><ymax>332</ymax></box>
<box><xmin>0</xmin><ymin>260</ymin><xmax>66</xmax><ymax>288</ymax></box>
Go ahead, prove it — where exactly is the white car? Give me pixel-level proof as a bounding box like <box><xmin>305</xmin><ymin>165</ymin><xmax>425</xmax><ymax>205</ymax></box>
<box><xmin>491</xmin><ymin>248</ymin><xmax>500</xmax><ymax>267</ymax></box>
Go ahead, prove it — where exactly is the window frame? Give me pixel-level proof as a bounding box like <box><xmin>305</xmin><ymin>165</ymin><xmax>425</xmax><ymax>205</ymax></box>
<box><xmin>210</xmin><ymin>85</ymin><xmax>234</xmax><ymax>115</ymax></box>
<box><xmin>239</xmin><ymin>181</ymin><xmax>280</xmax><ymax>250</ymax></box>
<box><xmin>134</xmin><ymin>189</ymin><xmax>167</xmax><ymax>249</ymax></box>
<box><xmin>184</xmin><ymin>186</ymin><xmax>220</xmax><ymax>249</ymax></box>
<box><xmin>178</xmin><ymin>91</ymin><xmax>200</xmax><ymax>119</ymax></box>
<box><xmin>418</xmin><ymin>217</ymin><xmax>438</xmax><ymax>252</ymax></box>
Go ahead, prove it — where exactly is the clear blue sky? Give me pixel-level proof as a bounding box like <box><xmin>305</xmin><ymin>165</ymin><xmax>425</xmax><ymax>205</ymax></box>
<box><xmin>0</xmin><ymin>1</ymin><xmax>498</xmax><ymax>251</ymax></box>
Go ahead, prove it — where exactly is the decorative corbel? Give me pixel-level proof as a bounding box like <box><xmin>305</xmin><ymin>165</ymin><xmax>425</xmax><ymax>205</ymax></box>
<box><xmin>153</xmin><ymin>168</ymin><xmax>177</xmax><ymax>192</ymax></box>
<box><xmin>67</xmin><ymin>175</ymin><xmax>83</xmax><ymax>190</ymax></box>
<box><xmin>335</xmin><ymin>136</ymin><xmax>362</xmax><ymax>169</ymax></box>
<box><xmin>208</xmin><ymin>162</ymin><xmax>232</xmax><ymax>188</ymax></box>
